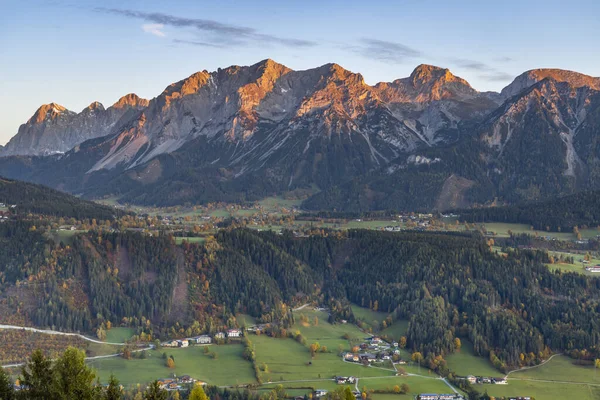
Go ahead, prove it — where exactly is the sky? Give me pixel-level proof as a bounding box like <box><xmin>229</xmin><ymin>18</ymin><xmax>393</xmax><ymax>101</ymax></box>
<box><xmin>1</xmin><ymin>0</ymin><xmax>599</xmax><ymax>144</ymax></box>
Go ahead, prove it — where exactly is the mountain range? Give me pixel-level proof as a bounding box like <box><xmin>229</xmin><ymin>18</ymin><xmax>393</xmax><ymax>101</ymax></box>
<box><xmin>1</xmin><ymin>59</ymin><xmax>599</xmax><ymax>211</ymax></box>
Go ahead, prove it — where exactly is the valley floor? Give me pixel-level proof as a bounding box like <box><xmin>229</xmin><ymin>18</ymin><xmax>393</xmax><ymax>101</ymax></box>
<box><xmin>5</xmin><ymin>307</ymin><xmax>597</xmax><ymax>400</ymax></box>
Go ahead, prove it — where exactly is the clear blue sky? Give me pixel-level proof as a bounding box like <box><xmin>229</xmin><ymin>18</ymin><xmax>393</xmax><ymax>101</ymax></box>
<box><xmin>1</xmin><ymin>0</ymin><xmax>599</xmax><ymax>144</ymax></box>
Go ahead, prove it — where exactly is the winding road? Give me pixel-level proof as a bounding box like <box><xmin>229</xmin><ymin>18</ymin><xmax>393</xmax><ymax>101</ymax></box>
<box><xmin>0</xmin><ymin>324</ymin><xmax>126</xmax><ymax>346</ymax></box>
<box><xmin>0</xmin><ymin>323</ymin><xmax>152</xmax><ymax>369</ymax></box>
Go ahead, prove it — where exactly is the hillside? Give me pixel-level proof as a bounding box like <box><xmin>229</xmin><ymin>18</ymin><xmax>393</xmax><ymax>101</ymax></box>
<box><xmin>0</xmin><ymin>177</ymin><xmax>125</xmax><ymax>220</ymax></box>
<box><xmin>459</xmin><ymin>190</ymin><xmax>600</xmax><ymax>231</ymax></box>
<box><xmin>1</xmin><ymin>224</ymin><xmax>600</xmax><ymax>371</ymax></box>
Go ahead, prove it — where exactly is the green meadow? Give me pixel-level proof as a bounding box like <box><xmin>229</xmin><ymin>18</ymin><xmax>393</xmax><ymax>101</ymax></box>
<box><xmin>87</xmin><ymin>345</ymin><xmax>255</xmax><ymax>387</ymax></box>
<box><xmin>105</xmin><ymin>327</ymin><xmax>135</xmax><ymax>344</ymax></box>
<box><xmin>444</xmin><ymin>340</ymin><xmax>499</xmax><ymax>377</ymax></box>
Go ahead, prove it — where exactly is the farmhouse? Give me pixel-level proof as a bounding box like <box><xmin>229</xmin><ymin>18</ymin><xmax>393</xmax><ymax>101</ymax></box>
<box><xmin>585</xmin><ymin>266</ymin><xmax>600</xmax><ymax>273</ymax></box>
<box><xmin>314</xmin><ymin>390</ymin><xmax>328</xmax><ymax>398</ymax></box>
<box><xmin>191</xmin><ymin>335</ymin><xmax>212</xmax><ymax>344</ymax></box>
<box><xmin>335</xmin><ymin>376</ymin><xmax>356</xmax><ymax>384</ymax></box>
<box><xmin>177</xmin><ymin>339</ymin><xmax>189</xmax><ymax>348</ymax></box>
<box><xmin>227</xmin><ymin>329</ymin><xmax>242</xmax><ymax>338</ymax></box>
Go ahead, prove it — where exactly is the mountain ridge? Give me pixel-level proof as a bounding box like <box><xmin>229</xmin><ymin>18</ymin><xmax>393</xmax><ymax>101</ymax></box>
<box><xmin>0</xmin><ymin>60</ymin><xmax>599</xmax><ymax>211</ymax></box>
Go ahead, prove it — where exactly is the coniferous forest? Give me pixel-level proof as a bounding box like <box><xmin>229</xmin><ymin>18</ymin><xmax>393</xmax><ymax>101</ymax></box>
<box><xmin>458</xmin><ymin>190</ymin><xmax>600</xmax><ymax>231</ymax></box>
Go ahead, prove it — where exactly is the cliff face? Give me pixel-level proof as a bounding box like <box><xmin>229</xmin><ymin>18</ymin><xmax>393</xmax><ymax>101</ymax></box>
<box><xmin>1</xmin><ymin>60</ymin><xmax>600</xmax><ymax>211</ymax></box>
<box><xmin>1</xmin><ymin>94</ymin><xmax>149</xmax><ymax>156</ymax></box>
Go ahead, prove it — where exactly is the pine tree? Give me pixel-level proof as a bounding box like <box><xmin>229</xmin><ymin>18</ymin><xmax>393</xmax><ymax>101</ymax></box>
<box><xmin>19</xmin><ymin>349</ymin><xmax>54</xmax><ymax>400</ymax></box>
<box><xmin>144</xmin><ymin>381</ymin><xmax>168</xmax><ymax>400</ymax></box>
<box><xmin>0</xmin><ymin>368</ymin><xmax>15</xmax><ymax>400</ymax></box>
<box><xmin>189</xmin><ymin>384</ymin><xmax>209</xmax><ymax>400</ymax></box>
<box><xmin>105</xmin><ymin>374</ymin><xmax>122</xmax><ymax>400</ymax></box>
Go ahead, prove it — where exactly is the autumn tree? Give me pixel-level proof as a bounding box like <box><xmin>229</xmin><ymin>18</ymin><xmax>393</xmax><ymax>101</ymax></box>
<box><xmin>411</xmin><ymin>352</ymin><xmax>423</xmax><ymax>364</ymax></box>
<box><xmin>309</xmin><ymin>342</ymin><xmax>321</xmax><ymax>357</ymax></box>
<box><xmin>399</xmin><ymin>336</ymin><xmax>407</xmax><ymax>349</ymax></box>
<box><xmin>166</xmin><ymin>357</ymin><xmax>175</xmax><ymax>369</ymax></box>
<box><xmin>454</xmin><ymin>337</ymin><xmax>462</xmax><ymax>351</ymax></box>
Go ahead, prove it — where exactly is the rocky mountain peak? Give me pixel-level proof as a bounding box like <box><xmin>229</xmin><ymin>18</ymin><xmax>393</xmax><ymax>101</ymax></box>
<box><xmin>111</xmin><ymin>93</ymin><xmax>149</xmax><ymax>109</ymax></box>
<box><xmin>83</xmin><ymin>101</ymin><xmax>105</xmax><ymax>112</ymax></box>
<box><xmin>409</xmin><ymin>64</ymin><xmax>459</xmax><ymax>87</ymax></box>
<box><xmin>29</xmin><ymin>103</ymin><xmax>70</xmax><ymax>124</ymax></box>
<box><xmin>501</xmin><ymin>68</ymin><xmax>600</xmax><ymax>99</ymax></box>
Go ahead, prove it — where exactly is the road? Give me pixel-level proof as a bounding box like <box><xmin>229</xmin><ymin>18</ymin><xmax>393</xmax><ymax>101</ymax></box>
<box><xmin>2</xmin><ymin>346</ymin><xmax>153</xmax><ymax>369</ymax></box>
<box><xmin>0</xmin><ymin>324</ymin><xmax>126</xmax><ymax>346</ymax></box>
<box><xmin>0</xmin><ymin>323</ymin><xmax>153</xmax><ymax>369</ymax></box>
<box><xmin>292</xmin><ymin>303</ymin><xmax>311</xmax><ymax>311</ymax></box>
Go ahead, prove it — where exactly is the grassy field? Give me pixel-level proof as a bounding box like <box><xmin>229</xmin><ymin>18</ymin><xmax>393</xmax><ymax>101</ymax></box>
<box><xmin>86</xmin><ymin>342</ymin><xmax>123</xmax><ymax>357</ymax></box>
<box><xmin>252</xmin><ymin>334</ymin><xmax>393</xmax><ymax>384</ymax></box>
<box><xmin>236</xmin><ymin>314</ymin><xmax>257</xmax><ymax>327</ymax></box>
<box><xmin>88</xmin><ymin>345</ymin><xmax>255</xmax><ymax>387</ymax></box>
<box><xmin>262</xmin><ymin>375</ymin><xmax>453</xmax><ymax>399</ymax></box>
<box><xmin>174</xmin><ymin>236</ymin><xmax>206</xmax><ymax>244</ymax></box>
<box><xmin>105</xmin><ymin>327</ymin><xmax>135</xmax><ymax>343</ymax></box>
<box><xmin>47</xmin><ymin>229</ymin><xmax>84</xmax><ymax>245</ymax></box>
<box><xmin>544</xmin><ymin>250</ymin><xmax>600</xmax><ymax>275</ymax></box>
<box><xmin>357</xmin><ymin>376</ymin><xmax>453</xmax><ymax>395</ymax></box>
<box><xmin>480</xmin><ymin>355</ymin><xmax>600</xmax><ymax>399</ymax></box>
<box><xmin>445</xmin><ymin>340</ymin><xmax>499</xmax><ymax>377</ymax></box>
<box><xmin>251</xmin><ymin>308</ymin><xmax>395</xmax><ymax>383</ymax></box>
<box><xmin>485</xmin><ymin>378</ymin><xmax>600</xmax><ymax>400</ymax></box>
<box><xmin>380</xmin><ymin>320</ymin><xmax>409</xmax><ymax>341</ymax></box>
<box><xmin>351</xmin><ymin>305</ymin><xmax>389</xmax><ymax>332</ymax></box>
<box><xmin>509</xmin><ymin>355</ymin><xmax>600</xmax><ymax>384</ymax></box>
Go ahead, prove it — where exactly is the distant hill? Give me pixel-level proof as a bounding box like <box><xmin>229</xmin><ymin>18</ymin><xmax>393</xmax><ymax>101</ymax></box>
<box><xmin>0</xmin><ymin>177</ymin><xmax>126</xmax><ymax>220</ymax></box>
<box><xmin>459</xmin><ymin>190</ymin><xmax>600</xmax><ymax>231</ymax></box>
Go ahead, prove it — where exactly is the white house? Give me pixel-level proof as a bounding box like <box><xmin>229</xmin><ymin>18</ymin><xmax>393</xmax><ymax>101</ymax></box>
<box><xmin>227</xmin><ymin>329</ymin><xmax>242</xmax><ymax>338</ymax></box>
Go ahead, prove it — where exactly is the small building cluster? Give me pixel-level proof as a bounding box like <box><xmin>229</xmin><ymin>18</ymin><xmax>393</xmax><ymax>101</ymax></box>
<box><xmin>418</xmin><ymin>394</ymin><xmax>464</xmax><ymax>400</ymax></box>
<box><xmin>156</xmin><ymin>376</ymin><xmax>203</xmax><ymax>391</ymax></box>
<box><xmin>342</xmin><ymin>336</ymin><xmax>406</xmax><ymax>366</ymax></box>
<box><xmin>334</xmin><ymin>376</ymin><xmax>356</xmax><ymax>385</ymax></box>
<box><xmin>464</xmin><ymin>375</ymin><xmax>507</xmax><ymax>385</ymax></box>
<box><xmin>161</xmin><ymin>330</ymin><xmax>242</xmax><ymax>347</ymax></box>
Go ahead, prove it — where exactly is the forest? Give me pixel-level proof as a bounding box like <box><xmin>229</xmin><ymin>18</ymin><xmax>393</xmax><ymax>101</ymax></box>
<box><xmin>0</xmin><ymin>177</ymin><xmax>126</xmax><ymax>220</ymax></box>
<box><xmin>2</xmin><ymin>219</ymin><xmax>600</xmax><ymax>373</ymax></box>
<box><xmin>458</xmin><ymin>190</ymin><xmax>600</xmax><ymax>231</ymax></box>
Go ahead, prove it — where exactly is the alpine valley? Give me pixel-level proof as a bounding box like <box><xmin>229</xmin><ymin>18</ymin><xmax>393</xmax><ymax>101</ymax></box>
<box><xmin>2</xmin><ymin>59</ymin><xmax>600</xmax><ymax>211</ymax></box>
